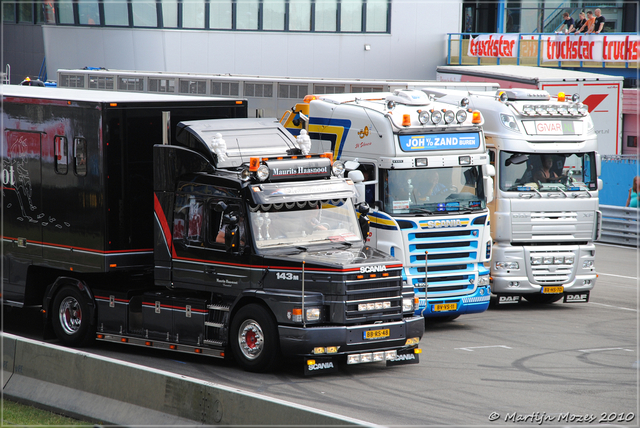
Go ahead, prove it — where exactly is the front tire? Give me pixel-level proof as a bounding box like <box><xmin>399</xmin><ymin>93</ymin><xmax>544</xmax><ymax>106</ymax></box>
<box><xmin>51</xmin><ymin>285</ymin><xmax>95</xmax><ymax>347</ymax></box>
<box><xmin>230</xmin><ymin>304</ymin><xmax>280</xmax><ymax>372</ymax></box>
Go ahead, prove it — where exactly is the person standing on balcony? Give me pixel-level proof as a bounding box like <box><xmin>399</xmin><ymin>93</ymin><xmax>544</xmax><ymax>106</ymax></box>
<box><xmin>593</xmin><ymin>9</ymin><xmax>606</xmax><ymax>33</ymax></box>
<box><xmin>577</xmin><ymin>11</ymin><xmax>595</xmax><ymax>33</ymax></box>
<box><xmin>558</xmin><ymin>12</ymin><xmax>574</xmax><ymax>33</ymax></box>
<box><xmin>570</xmin><ymin>12</ymin><xmax>586</xmax><ymax>33</ymax></box>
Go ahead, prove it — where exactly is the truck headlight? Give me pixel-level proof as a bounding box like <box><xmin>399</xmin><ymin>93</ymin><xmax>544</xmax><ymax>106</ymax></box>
<box><xmin>289</xmin><ymin>307</ymin><xmax>322</xmax><ymax>322</ymax></box>
<box><xmin>256</xmin><ymin>165</ymin><xmax>270</xmax><ymax>181</ymax></box>
<box><xmin>332</xmin><ymin>161</ymin><xmax>345</xmax><ymax>177</ymax></box>
<box><xmin>531</xmin><ymin>256</ymin><xmax>542</xmax><ymax>265</ymax></box>
<box><xmin>583</xmin><ymin>260</ymin><xmax>594</xmax><ymax>268</ymax></box>
<box><xmin>495</xmin><ymin>261</ymin><xmax>519</xmax><ymax>270</ymax></box>
<box><xmin>478</xmin><ymin>275</ymin><xmax>490</xmax><ymax>286</ymax></box>
<box><xmin>306</xmin><ymin>308</ymin><xmax>321</xmax><ymax>321</ymax></box>
<box><xmin>403</xmin><ymin>298</ymin><xmax>414</xmax><ymax>312</ymax></box>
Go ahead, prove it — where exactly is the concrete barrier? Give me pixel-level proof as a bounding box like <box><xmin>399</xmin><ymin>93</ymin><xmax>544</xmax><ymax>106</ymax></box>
<box><xmin>2</xmin><ymin>333</ymin><xmax>374</xmax><ymax>426</ymax></box>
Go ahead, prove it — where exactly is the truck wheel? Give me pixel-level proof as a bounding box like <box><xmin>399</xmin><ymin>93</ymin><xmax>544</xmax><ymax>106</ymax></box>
<box><xmin>230</xmin><ymin>304</ymin><xmax>280</xmax><ymax>372</ymax></box>
<box><xmin>52</xmin><ymin>286</ymin><xmax>95</xmax><ymax>347</ymax></box>
<box><xmin>523</xmin><ymin>294</ymin><xmax>563</xmax><ymax>305</ymax></box>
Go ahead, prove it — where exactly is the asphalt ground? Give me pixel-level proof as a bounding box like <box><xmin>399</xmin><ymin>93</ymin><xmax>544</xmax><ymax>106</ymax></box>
<box><xmin>3</xmin><ymin>243</ymin><xmax>638</xmax><ymax>427</ymax></box>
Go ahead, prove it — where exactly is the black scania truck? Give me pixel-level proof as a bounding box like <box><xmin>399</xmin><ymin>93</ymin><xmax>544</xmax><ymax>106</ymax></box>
<box><xmin>2</xmin><ymin>86</ymin><xmax>423</xmax><ymax>373</ymax></box>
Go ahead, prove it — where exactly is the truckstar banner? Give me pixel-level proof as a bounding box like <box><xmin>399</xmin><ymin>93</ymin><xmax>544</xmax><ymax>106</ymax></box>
<box><xmin>543</xmin><ymin>34</ymin><xmax>640</xmax><ymax>62</ymax></box>
<box><xmin>467</xmin><ymin>34</ymin><xmax>519</xmax><ymax>58</ymax></box>
<box><xmin>467</xmin><ymin>34</ymin><xmax>639</xmax><ymax>63</ymax></box>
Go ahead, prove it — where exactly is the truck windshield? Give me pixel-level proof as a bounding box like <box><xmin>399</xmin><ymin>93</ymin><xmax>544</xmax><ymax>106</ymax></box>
<box><xmin>499</xmin><ymin>151</ymin><xmax>598</xmax><ymax>192</ymax></box>
<box><xmin>381</xmin><ymin>166</ymin><xmax>486</xmax><ymax>215</ymax></box>
<box><xmin>249</xmin><ymin>200</ymin><xmax>362</xmax><ymax>249</ymax></box>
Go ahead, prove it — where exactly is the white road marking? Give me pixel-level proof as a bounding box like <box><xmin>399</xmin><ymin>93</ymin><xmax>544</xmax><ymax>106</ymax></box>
<box><xmin>455</xmin><ymin>345</ymin><xmax>512</xmax><ymax>352</ymax></box>
<box><xmin>578</xmin><ymin>347</ymin><xmax>635</xmax><ymax>353</ymax></box>
<box><xmin>589</xmin><ymin>302</ymin><xmax>638</xmax><ymax>312</ymax></box>
<box><xmin>598</xmin><ymin>272</ymin><xmax>638</xmax><ymax>280</ymax></box>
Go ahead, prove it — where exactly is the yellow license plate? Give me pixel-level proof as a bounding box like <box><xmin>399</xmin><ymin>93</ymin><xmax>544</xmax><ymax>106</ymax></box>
<box><xmin>433</xmin><ymin>303</ymin><xmax>457</xmax><ymax>312</ymax></box>
<box><xmin>542</xmin><ymin>286</ymin><xmax>564</xmax><ymax>294</ymax></box>
<box><xmin>364</xmin><ymin>329</ymin><xmax>390</xmax><ymax>339</ymax></box>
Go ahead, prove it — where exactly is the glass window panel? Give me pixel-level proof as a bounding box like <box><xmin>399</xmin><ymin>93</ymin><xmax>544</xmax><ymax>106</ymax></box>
<box><xmin>315</xmin><ymin>0</ymin><xmax>336</xmax><ymax>31</ymax></box>
<box><xmin>340</xmin><ymin>0</ymin><xmax>362</xmax><ymax>32</ymax></box>
<box><xmin>365</xmin><ymin>0</ymin><xmax>387</xmax><ymax>32</ymax></box>
<box><xmin>263</xmin><ymin>0</ymin><xmax>284</xmax><ymax>30</ymax></box>
<box><xmin>54</xmin><ymin>136</ymin><xmax>68</xmax><ymax>175</ymax></box>
<box><xmin>161</xmin><ymin>0</ymin><xmax>178</xmax><ymax>27</ymax></box>
<box><xmin>18</xmin><ymin>2</ymin><xmax>33</xmax><ymax>23</ymax></box>
<box><xmin>89</xmin><ymin>75</ymin><xmax>115</xmax><ymax>89</ymax></box>
<box><xmin>149</xmin><ymin>78</ymin><xmax>175</xmax><ymax>92</ymax></box>
<box><xmin>74</xmin><ymin>138</ymin><xmax>87</xmax><ymax>177</ymax></box>
<box><xmin>36</xmin><ymin>0</ymin><xmax>47</xmax><ymax>23</ymax></box>
<box><xmin>289</xmin><ymin>0</ymin><xmax>310</xmax><ymax>31</ymax></box>
<box><xmin>40</xmin><ymin>0</ymin><xmax>56</xmax><ymax>23</ymax></box>
<box><xmin>104</xmin><ymin>0</ymin><xmax>129</xmax><ymax>25</ymax></box>
<box><xmin>132</xmin><ymin>0</ymin><xmax>157</xmax><ymax>27</ymax></box>
<box><xmin>78</xmin><ymin>0</ymin><xmax>100</xmax><ymax>25</ymax></box>
<box><xmin>182</xmin><ymin>0</ymin><xmax>205</xmax><ymax>28</ymax></box>
<box><xmin>57</xmin><ymin>0</ymin><xmax>74</xmax><ymax>24</ymax></box>
<box><xmin>209</xmin><ymin>0</ymin><xmax>231</xmax><ymax>29</ymax></box>
<box><xmin>236</xmin><ymin>0</ymin><xmax>258</xmax><ymax>30</ymax></box>
<box><xmin>3</xmin><ymin>2</ymin><xmax>16</xmax><ymax>22</ymax></box>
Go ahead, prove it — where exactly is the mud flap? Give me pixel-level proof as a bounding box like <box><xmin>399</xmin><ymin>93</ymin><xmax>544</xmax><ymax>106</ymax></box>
<box><xmin>304</xmin><ymin>357</ymin><xmax>338</xmax><ymax>375</ymax></box>
<box><xmin>564</xmin><ymin>292</ymin><xmax>590</xmax><ymax>303</ymax></box>
<box><xmin>497</xmin><ymin>295</ymin><xmax>521</xmax><ymax>305</ymax></box>
<box><xmin>386</xmin><ymin>349</ymin><xmax>420</xmax><ymax>367</ymax></box>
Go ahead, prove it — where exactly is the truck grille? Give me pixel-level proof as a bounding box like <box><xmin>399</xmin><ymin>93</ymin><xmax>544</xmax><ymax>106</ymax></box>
<box><xmin>529</xmin><ymin>249</ymin><xmax>575</xmax><ymax>284</ymax></box>
<box><xmin>408</xmin><ymin>228</ymin><xmax>480</xmax><ymax>297</ymax></box>
<box><xmin>344</xmin><ymin>277</ymin><xmax>403</xmax><ymax>321</ymax></box>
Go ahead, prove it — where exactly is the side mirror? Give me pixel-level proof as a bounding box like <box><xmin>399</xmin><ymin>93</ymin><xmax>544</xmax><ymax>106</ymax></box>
<box><xmin>356</xmin><ymin>203</ymin><xmax>371</xmax><ymax>243</ymax></box>
<box><xmin>348</xmin><ymin>170</ymin><xmax>366</xmax><ymax>204</ymax></box>
<box><xmin>223</xmin><ymin>212</ymin><xmax>242</xmax><ymax>253</ymax></box>
<box><xmin>214</xmin><ymin>201</ymin><xmax>228</xmax><ymax>213</ymax></box>
<box><xmin>344</xmin><ymin>160</ymin><xmax>361</xmax><ymax>171</ymax></box>
<box><xmin>484</xmin><ymin>176</ymin><xmax>494</xmax><ymax>204</ymax></box>
<box><xmin>484</xmin><ymin>164</ymin><xmax>496</xmax><ymax>177</ymax></box>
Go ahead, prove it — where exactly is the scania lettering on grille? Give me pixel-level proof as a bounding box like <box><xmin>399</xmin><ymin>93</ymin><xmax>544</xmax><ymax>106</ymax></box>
<box><xmin>422</xmin><ymin>219</ymin><xmax>469</xmax><ymax>229</ymax></box>
<box><xmin>360</xmin><ymin>265</ymin><xmax>387</xmax><ymax>273</ymax></box>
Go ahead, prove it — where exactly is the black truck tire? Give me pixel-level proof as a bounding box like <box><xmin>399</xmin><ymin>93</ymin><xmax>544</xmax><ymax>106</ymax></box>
<box><xmin>51</xmin><ymin>285</ymin><xmax>95</xmax><ymax>347</ymax></box>
<box><xmin>230</xmin><ymin>304</ymin><xmax>281</xmax><ymax>372</ymax></box>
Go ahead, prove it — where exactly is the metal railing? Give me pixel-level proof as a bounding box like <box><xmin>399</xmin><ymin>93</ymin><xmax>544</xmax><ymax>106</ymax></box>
<box><xmin>598</xmin><ymin>205</ymin><xmax>639</xmax><ymax>247</ymax></box>
<box><xmin>446</xmin><ymin>32</ymin><xmax>639</xmax><ymax>69</ymax></box>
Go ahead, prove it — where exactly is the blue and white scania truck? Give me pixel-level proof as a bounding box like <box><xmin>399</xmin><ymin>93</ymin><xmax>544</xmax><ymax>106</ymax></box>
<box><xmin>281</xmin><ymin>90</ymin><xmax>495</xmax><ymax>321</ymax></box>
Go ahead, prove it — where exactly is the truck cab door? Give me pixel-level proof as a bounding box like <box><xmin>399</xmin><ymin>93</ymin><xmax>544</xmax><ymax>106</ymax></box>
<box><xmin>171</xmin><ymin>195</ymin><xmax>250</xmax><ymax>295</ymax></box>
